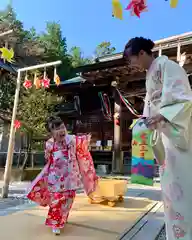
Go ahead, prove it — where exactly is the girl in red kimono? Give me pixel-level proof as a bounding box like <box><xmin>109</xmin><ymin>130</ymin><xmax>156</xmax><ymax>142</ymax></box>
<box><xmin>27</xmin><ymin>116</ymin><xmax>98</xmax><ymax>235</ymax></box>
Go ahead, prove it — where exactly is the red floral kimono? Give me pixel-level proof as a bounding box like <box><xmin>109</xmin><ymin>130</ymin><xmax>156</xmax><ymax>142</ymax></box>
<box><xmin>27</xmin><ymin>135</ymin><xmax>98</xmax><ymax>229</ymax></box>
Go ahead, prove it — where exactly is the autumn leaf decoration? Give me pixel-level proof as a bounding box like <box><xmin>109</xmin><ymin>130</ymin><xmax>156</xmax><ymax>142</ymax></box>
<box><xmin>170</xmin><ymin>0</ymin><xmax>178</xmax><ymax>8</ymax></box>
<box><xmin>23</xmin><ymin>73</ymin><xmax>33</xmax><ymax>89</ymax></box>
<box><xmin>125</xmin><ymin>0</ymin><xmax>148</xmax><ymax>18</ymax></box>
<box><xmin>0</xmin><ymin>47</ymin><xmax>15</xmax><ymax>63</ymax></box>
<box><xmin>34</xmin><ymin>72</ymin><xmax>41</xmax><ymax>89</ymax></box>
<box><xmin>54</xmin><ymin>66</ymin><xmax>61</xmax><ymax>86</ymax></box>
<box><xmin>41</xmin><ymin>77</ymin><xmax>50</xmax><ymax>88</ymax></box>
<box><xmin>14</xmin><ymin>120</ymin><xmax>21</xmax><ymax>129</ymax></box>
<box><xmin>112</xmin><ymin>0</ymin><xmax>123</xmax><ymax>20</ymax></box>
<box><xmin>41</xmin><ymin>68</ymin><xmax>50</xmax><ymax>88</ymax></box>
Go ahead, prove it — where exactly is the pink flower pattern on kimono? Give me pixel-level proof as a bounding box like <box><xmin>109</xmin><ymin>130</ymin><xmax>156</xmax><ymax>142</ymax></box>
<box><xmin>172</xmin><ymin>225</ymin><xmax>186</xmax><ymax>239</ymax></box>
<box><xmin>166</xmin><ymin>182</ymin><xmax>183</xmax><ymax>201</ymax></box>
<box><xmin>76</xmin><ymin>135</ymin><xmax>98</xmax><ymax>196</ymax></box>
<box><xmin>159</xmin><ymin>162</ymin><xmax>166</xmax><ymax>177</ymax></box>
<box><xmin>27</xmin><ymin>135</ymin><xmax>98</xmax><ymax>206</ymax></box>
<box><xmin>166</xmin><ymin>148</ymin><xmax>176</xmax><ymax>169</ymax></box>
<box><xmin>45</xmin><ymin>190</ymin><xmax>75</xmax><ymax>228</ymax></box>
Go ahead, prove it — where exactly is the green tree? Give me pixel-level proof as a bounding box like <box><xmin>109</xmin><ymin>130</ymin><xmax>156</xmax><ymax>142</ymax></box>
<box><xmin>94</xmin><ymin>41</ymin><xmax>116</xmax><ymax>58</ymax></box>
<box><xmin>69</xmin><ymin>46</ymin><xmax>91</xmax><ymax>68</ymax></box>
<box><xmin>0</xmin><ymin>7</ymin><xmax>68</xmax><ymax>138</ymax></box>
<box><xmin>19</xmin><ymin>88</ymin><xmax>62</xmax><ymax>136</ymax></box>
<box><xmin>0</xmin><ymin>4</ymin><xmax>43</xmax><ymax>115</ymax></box>
<box><xmin>38</xmin><ymin>22</ymin><xmax>71</xmax><ymax>79</ymax></box>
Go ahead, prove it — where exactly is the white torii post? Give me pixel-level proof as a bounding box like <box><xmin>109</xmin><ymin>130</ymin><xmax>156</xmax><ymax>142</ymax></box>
<box><xmin>1</xmin><ymin>60</ymin><xmax>62</xmax><ymax>198</ymax></box>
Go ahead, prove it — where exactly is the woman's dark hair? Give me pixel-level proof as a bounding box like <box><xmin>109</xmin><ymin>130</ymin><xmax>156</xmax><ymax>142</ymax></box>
<box><xmin>123</xmin><ymin>37</ymin><xmax>155</xmax><ymax>58</ymax></box>
<box><xmin>45</xmin><ymin>116</ymin><xmax>64</xmax><ymax>132</ymax></box>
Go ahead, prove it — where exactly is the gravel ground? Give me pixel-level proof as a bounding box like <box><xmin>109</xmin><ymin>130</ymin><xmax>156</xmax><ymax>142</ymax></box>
<box><xmin>156</xmin><ymin>225</ymin><xmax>166</xmax><ymax>240</ymax></box>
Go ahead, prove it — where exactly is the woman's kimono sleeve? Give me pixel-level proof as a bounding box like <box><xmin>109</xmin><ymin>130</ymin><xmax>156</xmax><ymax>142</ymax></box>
<box><xmin>76</xmin><ymin>135</ymin><xmax>98</xmax><ymax>196</ymax></box>
<box><xmin>27</xmin><ymin>139</ymin><xmax>53</xmax><ymax>206</ymax></box>
<box><xmin>159</xmin><ymin>60</ymin><xmax>192</xmax><ymax>150</ymax></box>
<box><xmin>143</xmin><ymin>92</ymin><xmax>150</xmax><ymax>117</ymax></box>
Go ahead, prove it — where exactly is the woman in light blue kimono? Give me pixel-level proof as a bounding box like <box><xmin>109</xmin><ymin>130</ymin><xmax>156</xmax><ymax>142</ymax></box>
<box><xmin>123</xmin><ymin>37</ymin><xmax>192</xmax><ymax>240</ymax></box>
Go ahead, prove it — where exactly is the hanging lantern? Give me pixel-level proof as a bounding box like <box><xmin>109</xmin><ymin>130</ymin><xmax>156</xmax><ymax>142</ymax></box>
<box><xmin>170</xmin><ymin>0</ymin><xmax>178</xmax><ymax>8</ymax></box>
<box><xmin>14</xmin><ymin>120</ymin><xmax>21</xmax><ymax>129</ymax></box>
<box><xmin>125</xmin><ymin>0</ymin><xmax>148</xmax><ymax>18</ymax></box>
<box><xmin>54</xmin><ymin>66</ymin><xmax>61</xmax><ymax>86</ymax></box>
<box><xmin>23</xmin><ymin>72</ymin><xmax>32</xmax><ymax>89</ymax></box>
<box><xmin>112</xmin><ymin>0</ymin><xmax>123</xmax><ymax>20</ymax></box>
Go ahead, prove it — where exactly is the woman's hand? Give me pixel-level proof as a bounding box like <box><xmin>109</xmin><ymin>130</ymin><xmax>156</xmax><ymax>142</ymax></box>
<box><xmin>145</xmin><ymin>114</ymin><xmax>166</xmax><ymax>130</ymax></box>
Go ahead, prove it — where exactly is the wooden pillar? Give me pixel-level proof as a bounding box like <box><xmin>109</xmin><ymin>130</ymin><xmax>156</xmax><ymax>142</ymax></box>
<box><xmin>158</xmin><ymin>45</ymin><xmax>162</xmax><ymax>56</ymax></box>
<box><xmin>177</xmin><ymin>42</ymin><xmax>181</xmax><ymax>62</ymax></box>
<box><xmin>112</xmin><ymin>89</ymin><xmax>123</xmax><ymax>173</ymax></box>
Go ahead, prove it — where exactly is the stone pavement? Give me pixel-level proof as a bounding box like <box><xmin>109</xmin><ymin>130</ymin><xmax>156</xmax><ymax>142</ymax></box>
<box><xmin>0</xmin><ymin>183</ymin><xmax>163</xmax><ymax>239</ymax></box>
<box><xmin>0</xmin><ymin>194</ymin><xmax>156</xmax><ymax>239</ymax></box>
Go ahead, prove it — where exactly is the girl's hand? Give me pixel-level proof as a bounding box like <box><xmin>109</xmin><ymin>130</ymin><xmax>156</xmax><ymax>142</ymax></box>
<box><xmin>145</xmin><ymin>114</ymin><xmax>166</xmax><ymax>129</ymax></box>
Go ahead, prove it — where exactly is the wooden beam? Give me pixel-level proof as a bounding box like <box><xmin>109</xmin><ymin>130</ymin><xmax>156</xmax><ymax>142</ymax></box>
<box><xmin>177</xmin><ymin>42</ymin><xmax>181</xmax><ymax>62</ymax></box>
<box><xmin>112</xmin><ymin>89</ymin><xmax>123</xmax><ymax>173</ymax></box>
<box><xmin>158</xmin><ymin>45</ymin><xmax>162</xmax><ymax>56</ymax></box>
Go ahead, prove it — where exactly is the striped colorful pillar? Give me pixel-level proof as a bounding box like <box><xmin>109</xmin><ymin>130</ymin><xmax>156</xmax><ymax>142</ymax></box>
<box><xmin>130</xmin><ymin>118</ymin><xmax>155</xmax><ymax>186</ymax></box>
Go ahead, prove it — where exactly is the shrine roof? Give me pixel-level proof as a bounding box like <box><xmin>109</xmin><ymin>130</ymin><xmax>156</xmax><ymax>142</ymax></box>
<box><xmin>0</xmin><ymin>60</ymin><xmax>17</xmax><ymax>74</ymax></box>
<box><xmin>73</xmin><ymin>32</ymin><xmax>192</xmax><ymax>84</ymax></box>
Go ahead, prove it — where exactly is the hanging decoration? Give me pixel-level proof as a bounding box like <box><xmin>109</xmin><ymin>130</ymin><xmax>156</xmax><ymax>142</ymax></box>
<box><xmin>112</xmin><ymin>0</ymin><xmax>123</xmax><ymax>20</ymax></box>
<box><xmin>23</xmin><ymin>66</ymin><xmax>60</xmax><ymax>91</ymax></box>
<box><xmin>125</xmin><ymin>0</ymin><xmax>148</xmax><ymax>18</ymax></box>
<box><xmin>131</xmin><ymin>118</ymin><xmax>155</xmax><ymax>186</ymax></box>
<box><xmin>170</xmin><ymin>0</ymin><xmax>178</xmax><ymax>8</ymax></box>
<box><xmin>14</xmin><ymin>120</ymin><xmax>21</xmax><ymax>129</ymax></box>
<box><xmin>41</xmin><ymin>68</ymin><xmax>50</xmax><ymax>88</ymax></box>
<box><xmin>98</xmin><ymin>92</ymin><xmax>112</xmax><ymax>121</ymax></box>
<box><xmin>34</xmin><ymin>72</ymin><xmax>41</xmax><ymax>89</ymax></box>
<box><xmin>116</xmin><ymin>89</ymin><xmax>141</xmax><ymax>117</ymax></box>
<box><xmin>0</xmin><ymin>47</ymin><xmax>14</xmax><ymax>63</ymax></box>
<box><xmin>42</xmin><ymin>77</ymin><xmax>50</xmax><ymax>88</ymax></box>
<box><xmin>114</xmin><ymin>112</ymin><xmax>120</xmax><ymax>126</ymax></box>
<box><xmin>23</xmin><ymin>72</ymin><xmax>32</xmax><ymax>89</ymax></box>
<box><xmin>54</xmin><ymin>66</ymin><xmax>61</xmax><ymax>86</ymax></box>
<box><xmin>111</xmin><ymin>0</ymin><xmax>179</xmax><ymax>19</ymax></box>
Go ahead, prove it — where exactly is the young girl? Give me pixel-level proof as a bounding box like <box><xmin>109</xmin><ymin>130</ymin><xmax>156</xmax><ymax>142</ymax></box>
<box><xmin>123</xmin><ymin>37</ymin><xmax>192</xmax><ymax>240</ymax></box>
<box><xmin>27</xmin><ymin>116</ymin><xmax>98</xmax><ymax>235</ymax></box>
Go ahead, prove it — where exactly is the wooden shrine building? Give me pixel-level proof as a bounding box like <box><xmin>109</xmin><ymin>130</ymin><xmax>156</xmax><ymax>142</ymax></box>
<box><xmin>53</xmin><ymin>32</ymin><xmax>192</xmax><ymax>174</ymax></box>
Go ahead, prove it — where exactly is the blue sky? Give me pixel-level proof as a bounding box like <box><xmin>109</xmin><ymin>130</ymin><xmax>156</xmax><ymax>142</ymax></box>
<box><xmin>0</xmin><ymin>0</ymin><xmax>191</xmax><ymax>57</ymax></box>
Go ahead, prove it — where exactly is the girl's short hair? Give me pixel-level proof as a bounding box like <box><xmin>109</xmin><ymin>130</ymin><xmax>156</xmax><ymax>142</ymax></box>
<box><xmin>45</xmin><ymin>116</ymin><xmax>64</xmax><ymax>132</ymax></box>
